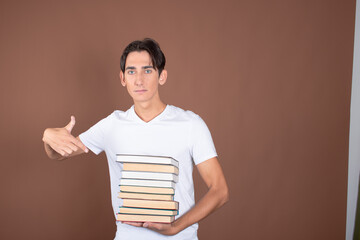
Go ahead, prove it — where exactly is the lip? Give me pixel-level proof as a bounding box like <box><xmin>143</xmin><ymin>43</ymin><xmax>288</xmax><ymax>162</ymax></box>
<box><xmin>134</xmin><ymin>90</ymin><xmax>147</xmax><ymax>93</ymax></box>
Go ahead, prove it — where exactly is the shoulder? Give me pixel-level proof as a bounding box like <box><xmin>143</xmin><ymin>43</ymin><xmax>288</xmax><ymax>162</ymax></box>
<box><xmin>107</xmin><ymin>107</ymin><xmax>134</xmax><ymax>121</ymax></box>
<box><xmin>93</xmin><ymin>108</ymin><xmax>132</xmax><ymax>127</ymax></box>
<box><xmin>111</xmin><ymin>109</ymin><xmax>128</xmax><ymax>120</ymax></box>
<box><xmin>166</xmin><ymin>105</ymin><xmax>203</xmax><ymax>122</ymax></box>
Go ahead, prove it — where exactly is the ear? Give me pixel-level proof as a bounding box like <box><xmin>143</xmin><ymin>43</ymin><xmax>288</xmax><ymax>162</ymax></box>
<box><xmin>159</xmin><ymin>70</ymin><xmax>167</xmax><ymax>86</ymax></box>
<box><xmin>120</xmin><ymin>71</ymin><xmax>126</xmax><ymax>86</ymax></box>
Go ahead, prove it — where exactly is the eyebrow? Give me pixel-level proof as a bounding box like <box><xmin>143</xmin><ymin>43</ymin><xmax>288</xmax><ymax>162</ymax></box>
<box><xmin>125</xmin><ymin>65</ymin><xmax>154</xmax><ymax>70</ymax></box>
<box><xmin>142</xmin><ymin>66</ymin><xmax>154</xmax><ymax>69</ymax></box>
<box><xmin>125</xmin><ymin>66</ymin><xmax>136</xmax><ymax>70</ymax></box>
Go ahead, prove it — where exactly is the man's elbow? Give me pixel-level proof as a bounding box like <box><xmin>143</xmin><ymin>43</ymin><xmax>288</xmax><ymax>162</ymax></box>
<box><xmin>218</xmin><ymin>184</ymin><xmax>229</xmax><ymax>206</ymax></box>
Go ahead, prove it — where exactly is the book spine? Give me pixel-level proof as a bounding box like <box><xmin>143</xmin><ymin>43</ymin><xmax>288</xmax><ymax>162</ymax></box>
<box><xmin>123</xmin><ymin>199</ymin><xmax>179</xmax><ymax>210</ymax></box>
<box><xmin>121</xmin><ymin>171</ymin><xmax>178</xmax><ymax>182</ymax></box>
<box><xmin>117</xmin><ymin>213</ymin><xmax>174</xmax><ymax>223</ymax></box>
<box><xmin>116</xmin><ymin>154</ymin><xmax>179</xmax><ymax>168</ymax></box>
<box><xmin>119</xmin><ymin>185</ymin><xmax>175</xmax><ymax>195</ymax></box>
<box><xmin>119</xmin><ymin>179</ymin><xmax>175</xmax><ymax>188</ymax></box>
<box><xmin>118</xmin><ymin>192</ymin><xmax>174</xmax><ymax>201</ymax></box>
<box><xmin>119</xmin><ymin>207</ymin><xmax>178</xmax><ymax>216</ymax></box>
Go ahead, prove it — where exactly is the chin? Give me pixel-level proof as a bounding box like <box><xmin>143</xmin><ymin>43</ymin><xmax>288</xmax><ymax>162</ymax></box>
<box><xmin>132</xmin><ymin>97</ymin><xmax>151</xmax><ymax>103</ymax></box>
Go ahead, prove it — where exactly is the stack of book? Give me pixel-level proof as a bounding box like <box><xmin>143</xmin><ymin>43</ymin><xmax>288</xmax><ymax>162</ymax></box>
<box><xmin>116</xmin><ymin>154</ymin><xmax>179</xmax><ymax>223</ymax></box>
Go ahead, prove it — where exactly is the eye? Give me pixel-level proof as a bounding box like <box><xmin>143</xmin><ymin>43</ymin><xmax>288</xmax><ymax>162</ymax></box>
<box><xmin>127</xmin><ymin>70</ymin><xmax>135</xmax><ymax>75</ymax></box>
<box><xmin>145</xmin><ymin>69</ymin><xmax>152</xmax><ymax>74</ymax></box>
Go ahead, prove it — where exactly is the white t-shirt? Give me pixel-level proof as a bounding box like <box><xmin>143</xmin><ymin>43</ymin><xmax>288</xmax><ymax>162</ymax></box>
<box><xmin>79</xmin><ymin>105</ymin><xmax>217</xmax><ymax>240</ymax></box>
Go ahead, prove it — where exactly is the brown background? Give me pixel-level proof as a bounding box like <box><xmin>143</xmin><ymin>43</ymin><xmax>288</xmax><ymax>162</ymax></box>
<box><xmin>0</xmin><ymin>1</ymin><xmax>356</xmax><ymax>239</ymax></box>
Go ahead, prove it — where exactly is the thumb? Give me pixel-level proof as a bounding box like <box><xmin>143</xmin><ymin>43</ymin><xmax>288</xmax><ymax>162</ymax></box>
<box><xmin>64</xmin><ymin>115</ymin><xmax>76</xmax><ymax>133</ymax></box>
<box><xmin>144</xmin><ymin>222</ymin><xmax>159</xmax><ymax>230</ymax></box>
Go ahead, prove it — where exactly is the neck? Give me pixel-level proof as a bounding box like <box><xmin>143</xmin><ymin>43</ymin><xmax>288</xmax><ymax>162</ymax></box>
<box><xmin>133</xmin><ymin>100</ymin><xmax>167</xmax><ymax>123</ymax></box>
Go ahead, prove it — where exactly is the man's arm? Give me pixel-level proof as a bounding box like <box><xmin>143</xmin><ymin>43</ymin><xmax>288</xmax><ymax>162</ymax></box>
<box><xmin>123</xmin><ymin>156</ymin><xmax>229</xmax><ymax>235</ymax></box>
<box><xmin>42</xmin><ymin>116</ymin><xmax>89</xmax><ymax>160</ymax></box>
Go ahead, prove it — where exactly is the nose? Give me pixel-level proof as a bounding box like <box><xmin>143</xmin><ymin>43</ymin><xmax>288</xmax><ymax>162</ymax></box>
<box><xmin>135</xmin><ymin>72</ymin><xmax>144</xmax><ymax>86</ymax></box>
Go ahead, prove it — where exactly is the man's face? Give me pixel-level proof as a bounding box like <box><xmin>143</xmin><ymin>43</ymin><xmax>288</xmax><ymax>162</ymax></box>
<box><xmin>120</xmin><ymin>51</ymin><xmax>166</xmax><ymax>104</ymax></box>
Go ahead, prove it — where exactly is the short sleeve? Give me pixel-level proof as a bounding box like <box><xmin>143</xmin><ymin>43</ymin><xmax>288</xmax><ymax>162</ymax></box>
<box><xmin>190</xmin><ymin>115</ymin><xmax>217</xmax><ymax>165</ymax></box>
<box><xmin>79</xmin><ymin>114</ymin><xmax>112</xmax><ymax>155</ymax></box>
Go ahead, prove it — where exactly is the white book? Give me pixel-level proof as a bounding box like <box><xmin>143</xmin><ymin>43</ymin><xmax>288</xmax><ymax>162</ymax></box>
<box><xmin>122</xmin><ymin>171</ymin><xmax>178</xmax><ymax>182</ymax></box>
<box><xmin>119</xmin><ymin>178</ymin><xmax>176</xmax><ymax>189</ymax></box>
<box><xmin>116</xmin><ymin>154</ymin><xmax>179</xmax><ymax>168</ymax></box>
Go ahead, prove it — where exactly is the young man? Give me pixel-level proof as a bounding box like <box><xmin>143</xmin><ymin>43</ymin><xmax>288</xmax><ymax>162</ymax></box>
<box><xmin>42</xmin><ymin>38</ymin><xmax>229</xmax><ymax>240</ymax></box>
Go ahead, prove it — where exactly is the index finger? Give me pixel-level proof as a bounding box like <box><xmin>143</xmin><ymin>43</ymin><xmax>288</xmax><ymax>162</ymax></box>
<box><xmin>122</xmin><ymin>221</ymin><xmax>144</xmax><ymax>227</ymax></box>
<box><xmin>72</xmin><ymin>136</ymin><xmax>89</xmax><ymax>153</ymax></box>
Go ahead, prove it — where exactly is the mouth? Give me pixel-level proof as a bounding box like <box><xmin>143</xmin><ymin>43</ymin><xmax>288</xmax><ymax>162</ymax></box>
<box><xmin>134</xmin><ymin>90</ymin><xmax>147</xmax><ymax>93</ymax></box>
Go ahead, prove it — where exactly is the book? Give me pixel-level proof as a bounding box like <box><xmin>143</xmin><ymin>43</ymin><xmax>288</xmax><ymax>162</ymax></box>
<box><xmin>118</xmin><ymin>191</ymin><xmax>173</xmax><ymax>201</ymax></box>
<box><xmin>116</xmin><ymin>154</ymin><xmax>180</xmax><ymax>224</ymax></box>
<box><xmin>117</xmin><ymin>213</ymin><xmax>175</xmax><ymax>223</ymax></box>
<box><xmin>122</xmin><ymin>171</ymin><xmax>178</xmax><ymax>182</ymax></box>
<box><xmin>120</xmin><ymin>178</ymin><xmax>176</xmax><ymax>189</ymax></box>
<box><xmin>119</xmin><ymin>207</ymin><xmax>177</xmax><ymax>216</ymax></box>
<box><xmin>120</xmin><ymin>185</ymin><xmax>175</xmax><ymax>195</ymax></box>
<box><xmin>122</xmin><ymin>198</ymin><xmax>179</xmax><ymax>210</ymax></box>
<box><xmin>116</xmin><ymin>154</ymin><xmax>179</xmax><ymax>168</ymax></box>
<box><xmin>123</xmin><ymin>163</ymin><xmax>179</xmax><ymax>175</ymax></box>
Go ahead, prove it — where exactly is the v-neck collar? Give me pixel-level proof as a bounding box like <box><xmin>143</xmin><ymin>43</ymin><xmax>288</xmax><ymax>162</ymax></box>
<box><xmin>130</xmin><ymin>105</ymin><xmax>169</xmax><ymax>124</ymax></box>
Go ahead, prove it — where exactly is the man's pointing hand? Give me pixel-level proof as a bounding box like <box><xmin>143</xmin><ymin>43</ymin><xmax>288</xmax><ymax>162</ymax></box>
<box><xmin>42</xmin><ymin>116</ymin><xmax>89</xmax><ymax>159</ymax></box>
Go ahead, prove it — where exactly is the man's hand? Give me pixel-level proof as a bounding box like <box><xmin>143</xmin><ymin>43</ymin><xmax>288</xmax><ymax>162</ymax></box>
<box><xmin>122</xmin><ymin>221</ymin><xmax>179</xmax><ymax>236</ymax></box>
<box><xmin>42</xmin><ymin>116</ymin><xmax>88</xmax><ymax>159</ymax></box>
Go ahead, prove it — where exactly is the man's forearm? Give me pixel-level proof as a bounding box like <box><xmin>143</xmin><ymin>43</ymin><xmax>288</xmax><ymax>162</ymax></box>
<box><xmin>173</xmin><ymin>184</ymin><xmax>229</xmax><ymax>234</ymax></box>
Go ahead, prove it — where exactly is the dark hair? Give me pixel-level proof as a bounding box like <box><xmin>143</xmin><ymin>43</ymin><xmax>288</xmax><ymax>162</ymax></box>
<box><xmin>120</xmin><ymin>38</ymin><xmax>166</xmax><ymax>75</ymax></box>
